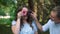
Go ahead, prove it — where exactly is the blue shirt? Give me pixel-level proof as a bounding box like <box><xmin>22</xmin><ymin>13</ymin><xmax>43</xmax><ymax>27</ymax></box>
<box><xmin>42</xmin><ymin>19</ymin><xmax>60</xmax><ymax>34</ymax></box>
<box><xmin>12</xmin><ymin>20</ymin><xmax>37</xmax><ymax>34</ymax></box>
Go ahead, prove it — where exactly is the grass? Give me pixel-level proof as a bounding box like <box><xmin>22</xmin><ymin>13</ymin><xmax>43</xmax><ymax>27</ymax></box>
<box><xmin>0</xmin><ymin>24</ymin><xmax>13</xmax><ymax>34</ymax></box>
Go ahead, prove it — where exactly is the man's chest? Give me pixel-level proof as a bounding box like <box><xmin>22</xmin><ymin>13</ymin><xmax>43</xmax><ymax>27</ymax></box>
<box><xmin>49</xmin><ymin>24</ymin><xmax>60</xmax><ymax>34</ymax></box>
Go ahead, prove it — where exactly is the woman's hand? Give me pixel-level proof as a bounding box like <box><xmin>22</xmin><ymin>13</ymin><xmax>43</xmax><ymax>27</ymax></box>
<box><xmin>31</xmin><ymin>12</ymin><xmax>37</xmax><ymax>20</ymax></box>
<box><xmin>17</xmin><ymin>11</ymin><xmax>22</xmax><ymax>18</ymax></box>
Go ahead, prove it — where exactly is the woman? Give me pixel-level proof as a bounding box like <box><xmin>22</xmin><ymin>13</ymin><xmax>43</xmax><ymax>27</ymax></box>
<box><xmin>11</xmin><ymin>7</ymin><xmax>38</xmax><ymax>34</ymax></box>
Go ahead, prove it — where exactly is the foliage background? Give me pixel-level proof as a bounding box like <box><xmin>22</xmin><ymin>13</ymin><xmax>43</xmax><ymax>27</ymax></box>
<box><xmin>0</xmin><ymin>0</ymin><xmax>60</xmax><ymax>34</ymax></box>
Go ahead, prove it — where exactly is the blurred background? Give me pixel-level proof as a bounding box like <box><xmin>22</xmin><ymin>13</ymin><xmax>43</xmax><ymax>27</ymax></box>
<box><xmin>0</xmin><ymin>0</ymin><xmax>60</xmax><ymax>34</ymax></box>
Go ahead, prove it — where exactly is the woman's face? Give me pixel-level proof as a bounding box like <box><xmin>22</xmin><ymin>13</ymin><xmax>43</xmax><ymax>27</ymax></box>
<box><xmin>21</xmin><ymin>7</ymin><xmax>28</xmax><ymax>20</ymax></box>
<box><xmin>22</xmin><ymin>7</ymin><xmax>28</xmax><ymax>16</ymax></box>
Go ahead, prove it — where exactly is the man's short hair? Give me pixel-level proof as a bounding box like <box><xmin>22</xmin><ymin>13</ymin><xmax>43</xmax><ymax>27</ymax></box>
<box><xmin>52</xmin><ymin>6</ymin><xmax>60</xmax><ymax>19</ymax></box>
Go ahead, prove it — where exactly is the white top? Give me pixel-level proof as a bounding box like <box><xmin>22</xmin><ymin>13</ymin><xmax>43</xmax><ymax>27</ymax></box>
<box><xmin>42</xmin><ymin>19</ymin><xmax>60</xmax><ymax>34</ymax></box>
<box><xmin>12</xmin><ymin>20</ymin><xmax>37</xmax><ymax>34</ymax></box>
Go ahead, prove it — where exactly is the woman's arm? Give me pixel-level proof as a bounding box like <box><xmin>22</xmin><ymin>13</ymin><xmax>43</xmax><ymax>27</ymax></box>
<box><xmin>31</xmin><ymin>12</ymin><xmax>42</xmax><ymax>31</ymax></box>
<box><xmin>35</xmin><ymin>31</ymin><xmax>38</xmax><ymax>34</ymax></box>
<box><xmin>12</xmin><ymin>18</ymin><xmax>21</xmax><ymax>34</ymax></box>
<box><xmin>31</xmin><ymin>12</ymin><xmax>49</xmax><ymax>32</ymax></box>
<box><xmin>34</xmin><ymin>18</ymin><xmax>42</xmax><ymax>31</ymax></box>
<box><xmin>12</xmin><ymin>12</ymin><xmax>22</xmax><ymax>34</ymax></box>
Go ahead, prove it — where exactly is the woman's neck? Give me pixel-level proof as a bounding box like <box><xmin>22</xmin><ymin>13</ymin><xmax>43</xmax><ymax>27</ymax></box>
<box><xmin>23</xmin><ymin>20</ymin><xmax>27</xmax><ymax>24</ymax></box>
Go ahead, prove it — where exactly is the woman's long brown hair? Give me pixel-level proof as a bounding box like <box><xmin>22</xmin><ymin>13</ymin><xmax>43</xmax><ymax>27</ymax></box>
<box><xmin>15</xmin><ymin>6</ymin><xmax>33</xmax><ymax>31</ymax></box>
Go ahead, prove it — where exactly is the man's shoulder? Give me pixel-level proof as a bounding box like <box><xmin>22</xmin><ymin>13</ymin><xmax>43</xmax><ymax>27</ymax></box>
<box><xmin>47</xmin><ymin>19</ymin><xmax>55</xmax><ymax>26</ymax></box>
<box><xmin>48</xmin><ymin>19</ymin><xmax>54</xmax><ymax>23</ymax></box>
<box><xmin>45</xmin><ymin>19</ymin><xmax>54</xmax><ymax>26</ymax></box>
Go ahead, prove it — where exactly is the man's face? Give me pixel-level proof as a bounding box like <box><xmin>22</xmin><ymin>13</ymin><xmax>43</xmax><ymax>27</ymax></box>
<box><xmin>50</xmin><ymin>11</ymin><xmax>60</xmax><ymax>23</ymax></box>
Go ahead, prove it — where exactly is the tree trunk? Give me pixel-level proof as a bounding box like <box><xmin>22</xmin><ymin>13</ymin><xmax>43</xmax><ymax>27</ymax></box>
<box><xmin>28</xmin><ymin>0</ymin><xmax>34</xmax><ymax>11</ymax></box>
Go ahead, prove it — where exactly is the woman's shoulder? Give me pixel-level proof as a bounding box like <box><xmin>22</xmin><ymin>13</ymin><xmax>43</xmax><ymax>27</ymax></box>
<box><xmin>12</xmin><ymin>20</ymin><xmax>16</xmax><ymax>22</ymax></box>
<box><xmin>12</xmin><ymin>20</ymin><xmax>16</xmax><ymax>26</ymax></box>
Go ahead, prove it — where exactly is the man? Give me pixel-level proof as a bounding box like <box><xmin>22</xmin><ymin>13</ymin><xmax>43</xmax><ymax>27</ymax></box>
<box><xmin>32</xmin><ymin>6</ymin><xmax>60</xmax><ymax>34</ymax></box>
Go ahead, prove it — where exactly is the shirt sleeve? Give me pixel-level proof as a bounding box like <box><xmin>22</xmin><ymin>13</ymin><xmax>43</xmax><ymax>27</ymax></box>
<box><xmin>42</xmin><ymin>19</ymin><xmax>51</xmax><ymax>32</ymax></box>
<box><xmin>32</xmin><ymin>21</ymin><xmax>38</xmax><ymax>32</ymax></box>
<box><xmin>12</xmin><ymin>20</ymin><xmax>16</xmax><ymax>26</ymax></box>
